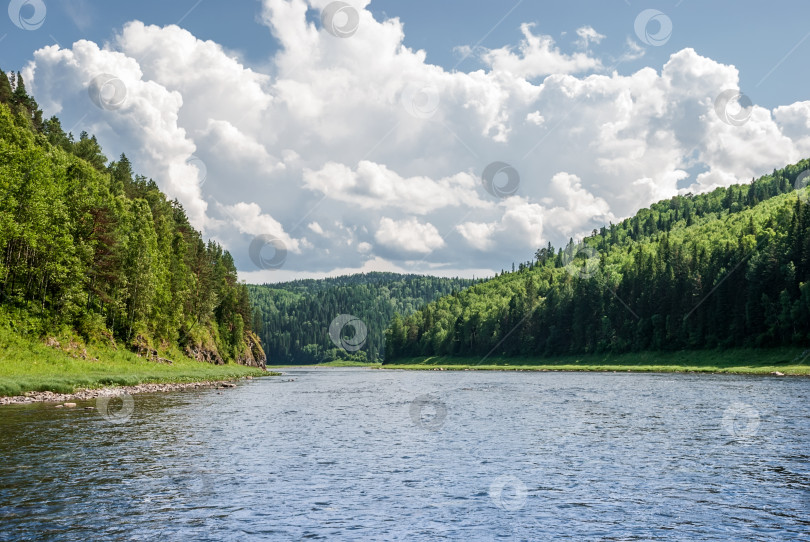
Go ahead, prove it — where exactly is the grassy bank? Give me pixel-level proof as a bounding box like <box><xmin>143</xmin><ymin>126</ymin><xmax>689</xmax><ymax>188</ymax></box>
<box><xmin>381</xmin><ymin>348</ymin><xmax>810</xmax><ymax>375</ymax></box>
<box><xmin>266</xmin><ymin>360</ymin><xmax>383</xmax><ymax>369</ymax></box>
<box><xmin>314</xmin><ymin>360</ymin><xmax>383</xmax><ymax>368</ymax></box>
<box><xmin>0</xmin><ymin>327</ymin><xmax>270</xmax><ymax>397</ymax></box>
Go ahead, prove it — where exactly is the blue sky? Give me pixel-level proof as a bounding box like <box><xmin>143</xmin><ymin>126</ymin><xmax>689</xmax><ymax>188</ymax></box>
<box><xmin>4</xmin><ymin>1</ymin><xmax>810</xmax><ymax>281</ymax></box>
<box><xmin>4</xmin><ymin>1</ymin><xmax>809</xmax><ymax>108</ymax></box>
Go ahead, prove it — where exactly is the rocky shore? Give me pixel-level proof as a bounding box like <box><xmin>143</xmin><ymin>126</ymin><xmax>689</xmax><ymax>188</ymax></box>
<box><xmin>0</xmin><ymin>378</ymin><xmax>249</xmax><ymax>406</ymax></box>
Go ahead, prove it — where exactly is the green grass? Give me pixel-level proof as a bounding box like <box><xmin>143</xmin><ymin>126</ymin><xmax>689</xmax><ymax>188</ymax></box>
<box><xmin>266</xmin><ymin>360</ymin><xmax>382</xmax><ymax>368</ymax></box>
<box><xmin>0</xmin><ymin>326</ymin><xmax>271</xmax><ymax>397</ymax></box>
<box><xmin>381</xmin><ymin>348</ymin><xmax>810</xmax><ymax>375</ymax></box>
<box><xmin>314</xmin><ymin>360</ymin><xmax>383</xmax><ymax>368</ymax></box>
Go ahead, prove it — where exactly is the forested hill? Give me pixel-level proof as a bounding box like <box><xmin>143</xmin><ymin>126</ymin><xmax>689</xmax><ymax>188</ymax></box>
<box><xmin>248</xmin><ymin>273</ymin><xmax>475</xmax><ymax>363</ymax></box>
<box><xmin>385</xmin><ymin>158</ymin><xmax>810</xmax><ymax>361</ymax></box>
<box><xmin>0</xmin><ymin>69</ymin><xmax>265</xmax><ymax>367</ymax></box>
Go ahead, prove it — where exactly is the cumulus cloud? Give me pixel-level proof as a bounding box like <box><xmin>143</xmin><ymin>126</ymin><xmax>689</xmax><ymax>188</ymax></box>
<box><xmin>22</xmin><ymin>1</ymin><xmax>810</xmax><ymax>281</ymax></box>
<box><xmin>458</xmin><ymin>198</ymin><xmax>545</xmax><ymax>252</ymax></box>
<box><xmin>302</xmin><ymin>160</ymin><xmax>488</xmax><ymax>215</ymax></box>
<box><xmin>545</xmin><ymin>173</ymin><xmax>613</xmax><ymax>237</ymax></box>
<box><xmin>773</xmin><ymin>101</ymin><xmax>810</xmax><ymax>155</ymax></box>
<box><xmin>481</xmin><ymin>23</ymin><xmax>602</xmax><ymax>80</ymax></box>
<box><xmin>375</xmin><ymin>217</ymin><xmax>445</xmax><ymax>254</ymax></box>
<box><xmin>219</xmin><ymin>202</ymin><xmax>301</xmax><ymax>254</ymax></box>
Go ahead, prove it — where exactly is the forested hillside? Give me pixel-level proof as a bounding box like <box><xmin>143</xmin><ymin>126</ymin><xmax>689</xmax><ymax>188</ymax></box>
<box><xmin>385</xmin><ymin>159</ymin><xmax>810</xmax><ymax>361</ymax></box>
<box><xmin>0</xmin><ymin>68</ymin><xmax>264</xmax><ymax>367</ymax></box>
<box><xmin>248</xmin><ymin>273</ymin><xmax>474</xmax><ymax>363</ymax></box>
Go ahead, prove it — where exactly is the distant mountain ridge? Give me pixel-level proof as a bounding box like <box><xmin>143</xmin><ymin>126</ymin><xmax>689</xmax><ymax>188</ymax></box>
<box><xmin>385</xmin><ymin>158</ymin><xmax>810</xmax><ymax>361</ymax></box>
<box><xmin>248</xmin><ymin>272</ymin><xmax>475</xmax><ymax>363</ymax></box>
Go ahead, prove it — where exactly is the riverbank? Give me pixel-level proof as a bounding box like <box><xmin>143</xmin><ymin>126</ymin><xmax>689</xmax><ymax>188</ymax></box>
<box><xmin>266</xmin><ymin>360</ymin><xmax>384</xmax><ymax>369</ymax></box>
<box><xmin>0</xmin><ymin>378</ymin><xmax>262</xmax><ymax>405</ymax></box>
<box><xmin>0</xmin><ymin>328</ymin><xmax>273</xmax><ymax>398</ymax></box>
<box><xmin>381</xmin><ymin>348</ymin><xmax>810</xmax><ymax>375</ymax></box>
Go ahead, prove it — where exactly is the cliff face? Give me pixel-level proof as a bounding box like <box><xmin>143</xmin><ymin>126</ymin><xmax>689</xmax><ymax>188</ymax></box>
<box><xmin>236</xmin><ymin>330</ymin><xmax>267</xmax><ymax>370</ymax></box>
<box><xmin>184</xmin><ymin>343</ymin><xmax>225</xmax><ymax>365</ymax></box>
<box><xmin>182</xmin><ymin>329</ymin><xmax>266</xmax><ymax>369</ymax></box>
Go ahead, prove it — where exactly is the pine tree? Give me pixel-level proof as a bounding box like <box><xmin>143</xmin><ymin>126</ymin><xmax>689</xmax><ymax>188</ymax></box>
<box><xmin>12</xmin><ymin>71</ymin><xmax>28</xmax><ymax>107</ymax></box>
<box><xmin>0</xmin><ymin>69</ymin><xmax>12</xmax><ymax>103</ymax></box>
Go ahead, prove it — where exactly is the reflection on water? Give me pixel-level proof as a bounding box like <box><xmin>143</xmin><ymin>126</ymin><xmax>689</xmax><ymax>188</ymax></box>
<box><xmin>1</xmin><ymin>369</ymin><xmax>809</xmax><ymax>540</ymax></box>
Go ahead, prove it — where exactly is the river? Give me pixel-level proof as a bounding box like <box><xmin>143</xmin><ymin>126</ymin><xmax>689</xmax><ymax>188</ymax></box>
<box><xmin>1</xmin><ymin>368</ymin><xmax>808</xmax><ymax>540</ymax></box>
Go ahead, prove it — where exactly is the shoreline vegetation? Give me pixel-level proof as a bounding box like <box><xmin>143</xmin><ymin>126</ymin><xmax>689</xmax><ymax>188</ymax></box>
<box><xmin>0</xmin><ymin>327</ymin><xmax>274</xmax><ymax>400</ymax></box>
<box><xmin>269</xmin><ymin>348</ymin><xmax>810</xmax><ymax>375</ymax></box>
<box><xmin>0</xmin><ymin>377</ymin><xmax>271</xmax><ymax>406</ymax></box>
<box><xmin>0</xmin><ymin>78</ymin><xmax>268</xmax><ymax>386</ymax></box>
<box><xmin>383</xmin><ymin>159</ymin><xmax>810</xmax><ymax>364</ymax></box>
<box><xmin>1</xmin><ymin>69</ymin><xmax>273</xmax><ymax>402</ymax></box>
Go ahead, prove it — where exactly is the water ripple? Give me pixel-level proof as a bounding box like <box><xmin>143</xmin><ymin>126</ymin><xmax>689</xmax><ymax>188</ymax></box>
<box><xmin>1</xmin><ymin>369</ymin><xmax>809</xmax><ymax>540</ymax></box>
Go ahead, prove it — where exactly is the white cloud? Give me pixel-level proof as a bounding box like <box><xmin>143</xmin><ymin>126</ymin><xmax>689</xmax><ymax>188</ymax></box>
<box><xmin>618</xmin><ymin>37</ymin><xmax>645</xmax><ymax>63</ymax></box>
<box><xmin>481</xmin><ymin>23</ymin><xmax>602</xmax><ymax>80</ymax></box>
<box><xmin>773</xmin><ymin>101</ymin><xmax>810</xmax><ymax>156</ymax></box>
<box><xmin>199</xmin><ymin>119</ymin><xmax>285</xmax><ymax>175</ymax></box>
<box><xmin>544</xmin><ymin>173</ymin><xmax>613</xmax><ymax>237</ymax></box>
<box><xmin>22</xmin><ymin>4</ymin><xmax>810</xmax><ymax>279</ymax></box>
<box><xmin>458</xmin><ymin>198</ymin><xmax>545</xmax><ymax>252</ymax></box>
<box><xmin>303</xmin><ymin>160</ymin><xmax>488</xmax><ymax>215</ymax></box>
<box><xmin>375</xmin><ymin>217</ymin><xmax>445</xmax><ymax>254</ymax></box>
<box><xmin>219</xmin><ymin>202</ymin><xmax>301</xmax><ymax>254</ymax></box>
<box><xmin>575</xmin><ymin>26</ymin><xmax>605</xmax><ymax>49</ymax></box>
<box><xmin>526</xmin><ymin>111</ymin><xmax>545</xmax><ymax>125</ymax></box>
<box><xmin>456</xmin><ymin>221</ymin><xmax>497</xmax><ymax>251</ymax></box>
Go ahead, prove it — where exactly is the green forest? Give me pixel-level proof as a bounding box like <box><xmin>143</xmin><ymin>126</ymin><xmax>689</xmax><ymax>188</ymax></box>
<box><xmin>5</xmin><ymin>63</ymin><xmax>810</xmax><ymax>373</ymax></box>
<box><xmin>385</xmin><ymin>158</ymin><xmax>810</xmax><ymax>362</ymax></box>
<box><xmin>248</xmin><ymin>273</ymin><xmax>474</xmax><ymax>364</ymax></box>
<box><xmin>0</xmin><ymin>69</ymin><xmax>265</xmax><ymax>367</ymax></box>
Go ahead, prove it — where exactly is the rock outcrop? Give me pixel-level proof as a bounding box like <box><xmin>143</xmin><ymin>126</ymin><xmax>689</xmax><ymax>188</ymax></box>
<box><xmin>184</xmin><ymin>343</ymin><xmax>225</xmax><ymax>365</ymax></box>
<box><xmin>236</xmin><ymin>330</ymin><xmax>267</xmax><ymax>369</ymax></box>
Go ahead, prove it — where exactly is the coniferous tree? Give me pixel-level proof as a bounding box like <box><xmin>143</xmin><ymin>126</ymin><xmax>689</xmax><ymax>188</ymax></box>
<box><xmin>385</xmin><ymin>158</ymin><xmax>810</xmax><ymax>361</ymax></box>
<box><xmin>0</xmin><ymin>69</ymin><xmax>12</xmax><ymax>103</ymax></box>
<box><xmin>0</xmin><ymin>72</ymin><xmax>265</xmax><ymax>366</ymax></box>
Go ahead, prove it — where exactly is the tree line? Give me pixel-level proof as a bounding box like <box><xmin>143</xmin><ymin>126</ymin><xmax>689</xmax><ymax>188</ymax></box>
<box><xmin>248</xmin><ymin>273</ymin><xmax>475</xmax><ymax>363</ymax></box>
<box><xmin>0</xmin><ymin>68</ymin><xmax>264</xmax><ymax>366</ymax></box>
<box><xmin>385</xmin><ymin>159</ymin><xmax>810</xmax><ymax>360</ymax></box>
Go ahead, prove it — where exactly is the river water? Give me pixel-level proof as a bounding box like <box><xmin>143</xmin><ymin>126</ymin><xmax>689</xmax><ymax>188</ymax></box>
<box><xmin>1</xmin><ymin>368</ymin><xmax>808</xmax><ymax>541</ymax></box>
